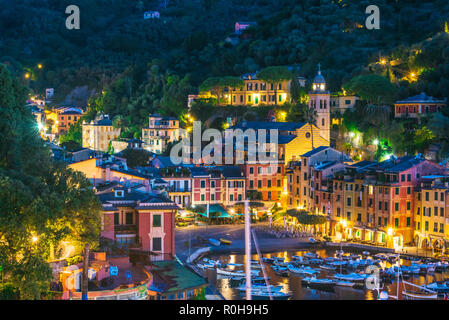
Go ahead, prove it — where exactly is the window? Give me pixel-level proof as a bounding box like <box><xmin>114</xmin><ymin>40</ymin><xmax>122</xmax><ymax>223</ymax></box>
<box><xmin>395</xmin><ymin>218</ymin><xmax>399</xmax><ymax>228</ymax></box>
<box><xmin>425</xmin><ymin>221</ymin><xmax>429</xmax><ymax>231</ymax></box>
<box><xmin>435</xmin><ymin>192</ymin><xmax>438</xmax><ymax>201</ymax></box>
<box><xmin>425</xmin><ymin>192</ymin><xmax>429</xmax><ymax>201</ymax></box>
<box><xmin>395</xmin><ymin>188</ymin><xmax>399</xmax><ymax>195</ymax></box>
<box><xmin>407</xmin><ymin>187</ymin><xmax>411</xmax><ymax>195</ymax></box>
<box><xmin>378</xmin><ymin>217</ymin><xmax>382</xmax><ymax>226</ymax></box>
<box><xmin>347</xmin><ymin>212</ymin><xmax>351</xmax><ymax>220</ymax></box>
<box><xmin>440</xmin><ymin>224</ymin><xmax>444</xmax><ymax>233</ymax></box>
<box><xmin>407</xmin><ymin>174</ymin><xmax>411</xmax><ymax>182</ymax></box>
<box><xmin>126</xmin><ymin>212</ymin><xmax>133</xmax><ymax>225</ymax></box>
<box><xmin>347</xmin><ymin>198</ymin><xmax>351</xmax><ymax>206</ymax></box>
<box><xmin>211</xmin><ymin>194</ymin><xmax>215</xmax><ymax>201</ymax></box>
<box><xmin>407</xmin><ymin>201</ymin><xmax>411</xmax><ymax>211</ymax></box>
<box><xmin>434</xmin><ymin>223</ymin><xmax>438</xmax><ymax>232</ymax></box>
<box><xmin>230</xmin><ymin>194</ymin><xmax>234</xmax><ymax>202</ymax></box>
<box><xmin>395</xmin><ymin>203</ymin><xmax>399</xmax><ymax>211</ymax></box>
<box><xmin>201</xmin><ymin>180</ymin><xmax>206</xmax><ymax>188</ymax></box>
<box><xmin>435</xmin><ymin>207</ymin><xmax>438</xmax><ymax>216</ymax></box>
<box><xmin>152</xmin><ymin>238</ymin><xmax>162</xmax><ymax>251</ymax></box>
<box><xmin>258</xmin><ymin>180</ymin><xmax>262</xmax><ymax>188</ymax></box>
<box><xmin>441</xmin><ymin>193</ymin><xmax>445</xmax><ymax>202</ymax></box>
<box><xmin>211</xmin><ymin>181</ymin><xmax>215</xmax><ymax>188</ymax></box>
<box><xmin>441</xmin><ymin>208</ymin><xmax>444</xmax><ymax>217</ymax></box>
<box><xmin>153</xmin><ymin>214</ymin><xmax>161</xmax><ymax>227</ymax></box>
<box><xmin>357</xmin><ymin>213</ymin><xmax>362</xmax><ymax>222</ymax></box>
<box><xmin>337</xmin><ymin>208</ymin><xmax>341</xmax><ymax>217</ymax></box>
<box><xmin>201</xmin><ymin>194</ymin><xmax>205</xmax><ymax>201</ymax></box>
<box><xmin>249</xmin><ymin>180</ymin><xmax>254</xmax><ymax>189</ymax></box>
<box><xmin>268</xmin><ymin>180</ymin><xmax>272</xmax><ymax>188</ymax></box>
<box><xmin>114</xmin><ymin>212</ymin><xmax>120</xmax><ymax>225</ymax></box>
<box><xmin>406</xmin><ymin>217</ymin><xmax>411</xmax><ymax>227</ymax></box>
<box><xmin>401</xmin><ymin>174</ymin><xmax>405</xmax><ymax>182</ymax></box>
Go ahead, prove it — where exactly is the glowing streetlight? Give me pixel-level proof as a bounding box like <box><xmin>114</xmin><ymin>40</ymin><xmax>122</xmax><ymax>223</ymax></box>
<box><xmin>37</xmin><ymin>64</ymin><xmax>43</xmax><ymax>69</ymax></box>
<box><xmin>349</xmin><ymin>132</ymin><xmax>355</xmax><ymax>138</ymax></box>
<box><xmin>32</xmin><ymin>236</ymin><xmax>39</xmax><ymax>243</ymax></box>
<box><xmin>380</xmin><ymin>59</ymin><xmax>387</xmax><ymax>65</ymax></box>
<box><xmin>373</xmin><ymin>139</ymin><xmax>379</xmax><ymax>146</ymax></box>
<box><xmin>387</xmin><ymin>228</ymin><xmax>394</xmax><ymax>236</ymax></box>
<box><xmin>24</xmin><ymin>73</ymin><xmax>30</xmax><ymax>79</ymax></box>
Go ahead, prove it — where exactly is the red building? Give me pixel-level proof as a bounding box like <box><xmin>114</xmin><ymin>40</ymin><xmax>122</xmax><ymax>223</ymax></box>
<box><xmin>394</xmin><ymin>92</ymin><xmax>446</xmax><ymax>118</ymax></box>
<box><xmin>98</xmin><ymin>186</ymin><xmax>178</xmax><ymax>261</ymax></box>
<box><xmin>190</xmin><ymin>166</ymin><xmax>245</xmax><ymax>207</ymax></box>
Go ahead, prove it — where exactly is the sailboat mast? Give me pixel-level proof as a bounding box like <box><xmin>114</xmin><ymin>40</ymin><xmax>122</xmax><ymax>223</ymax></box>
<box><xmin>245</xmin><ymin>200</ymin><xmax>252</xmax><ymax>300</ymax></box>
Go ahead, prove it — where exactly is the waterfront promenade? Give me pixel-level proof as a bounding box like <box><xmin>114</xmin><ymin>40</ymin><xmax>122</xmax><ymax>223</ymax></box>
<box><xmin>175</xmin><ymin>223</ymin><xmax>441</xmax><ymax>263</ymax></box>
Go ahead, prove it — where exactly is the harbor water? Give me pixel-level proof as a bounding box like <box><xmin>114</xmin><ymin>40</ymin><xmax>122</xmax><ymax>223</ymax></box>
<box><xmin>201</xmin><ymin>248</ymin><xmax>449</xmax><ymax>300</ymax></box>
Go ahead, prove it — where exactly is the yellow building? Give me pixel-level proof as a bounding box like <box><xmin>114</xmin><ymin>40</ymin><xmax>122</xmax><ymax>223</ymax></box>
<box><xmin>82</xmin><ymin>115</ymin><xmax>121</xmax><ymax>152</ymax></box>
<box><xmin>224</xmin><ymin>73</ymin><xmax>291</xmax><ymax>106</ymax></box>
<box><xmin>414</xmin><ymin>176</ymin><xmax>449</xmax><ymax>251</ymax></box>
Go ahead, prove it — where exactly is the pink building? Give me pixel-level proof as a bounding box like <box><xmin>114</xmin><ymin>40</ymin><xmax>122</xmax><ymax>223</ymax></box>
<box><xmin>98</xmin><ymin>186</ymin><xmax>178</xmax><ymax>260</ymax></box>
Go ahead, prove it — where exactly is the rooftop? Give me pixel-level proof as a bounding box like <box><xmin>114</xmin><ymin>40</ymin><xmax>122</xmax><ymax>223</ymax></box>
<box><xmin>148</xmin><ymin>261</ymin><xmax>207</xmax><ymax>294</ymax></box>
<box><xmin>395</xmin><ymin>92</ymin><xmax>446</xmax><ymax>104</ymax></box>
<box><xmin>231</xmin><ymin>121</ymin><xmax>307</xmax><ymax>132</ymax></box>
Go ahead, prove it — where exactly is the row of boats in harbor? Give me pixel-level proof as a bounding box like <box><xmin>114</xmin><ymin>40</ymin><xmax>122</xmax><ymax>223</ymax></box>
<box><xmin>198</xmin><ymin>250</ymin><xmax>449</xmax><ymax>300</ymax></box>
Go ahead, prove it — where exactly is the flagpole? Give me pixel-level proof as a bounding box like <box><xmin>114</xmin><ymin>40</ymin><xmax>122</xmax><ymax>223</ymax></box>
<box><xmin>245</xmin><ymin>200</ymin><xmax>252</xmax><ymax>300</ymax></box>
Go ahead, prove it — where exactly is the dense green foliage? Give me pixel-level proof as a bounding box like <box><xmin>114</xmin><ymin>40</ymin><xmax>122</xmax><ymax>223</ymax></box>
<box><xmin>0</xmin><ymin>64</ymin><xmax>101</xmax><ymax>299</ymax></box>
<box><xmin>118</xmin><ymin>148</ymin><xmax>152</xmax><ymax>168</ymax></box>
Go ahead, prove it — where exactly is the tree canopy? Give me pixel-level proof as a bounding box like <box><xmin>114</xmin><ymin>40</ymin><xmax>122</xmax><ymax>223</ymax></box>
<box><xmin>0</xmin><ymin>64</ymin><xmax>101</xmax><ymax>299</ymax></box>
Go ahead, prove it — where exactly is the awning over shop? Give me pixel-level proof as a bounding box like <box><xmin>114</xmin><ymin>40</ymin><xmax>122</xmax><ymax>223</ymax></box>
<box><xmin>196</xmin><ymin>204</ymin><xmax>232</xmax><ymax>218</ymax></box>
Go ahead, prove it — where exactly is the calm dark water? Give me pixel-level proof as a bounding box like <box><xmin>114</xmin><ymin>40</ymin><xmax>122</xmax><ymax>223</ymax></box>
<box><xmin>203</xmin><ymin>249</ymin><xmax>449</xmax><ymax>300</ymax></box>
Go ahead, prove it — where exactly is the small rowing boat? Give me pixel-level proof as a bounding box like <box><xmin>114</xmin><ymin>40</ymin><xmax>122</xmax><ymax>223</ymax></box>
<box><xmin>208</xmin><ymin>238</ymin><xmax>221</xmax><ymax>246</ymax></box>
<box><xmin>219</xmin><ymin>238</ymin><xmax>232</xmax><ymax>245</ymax></box>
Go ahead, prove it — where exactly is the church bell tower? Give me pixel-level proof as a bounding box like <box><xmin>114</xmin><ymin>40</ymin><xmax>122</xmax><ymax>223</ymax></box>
<box><xmin>308</xmin><ymin>64</ymin><xmax>330</xmax><ymax>143</ymax></box>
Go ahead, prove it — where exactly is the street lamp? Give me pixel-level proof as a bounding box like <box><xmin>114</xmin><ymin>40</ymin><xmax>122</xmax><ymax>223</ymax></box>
<box><xmin>387</xmin><ymin>228</ymin><xmax>394</xmax><ymax>236</ymax></box>
<box><xmin>31</xmin><ymin>236</ymin><xmax>38</xmax><ymax>243</ymax></box>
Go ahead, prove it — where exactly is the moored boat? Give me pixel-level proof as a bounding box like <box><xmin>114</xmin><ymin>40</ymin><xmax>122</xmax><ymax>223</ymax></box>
<box><xmin>219</xmin><ymin>238</ymin><xmax>232</xmax><ymax>245</ymax></box>
<box><xmin>426</xmin><ymin>281</ymin><xmax>449</xmax><ymax>294</ymax></box>
<box><xmin>335</xmin><ymin>280</ymin><xmax>355</xmax><ymax>287</ymax></box>
<box><xmin>208</xmin><ymin>238</ymin><xmax>221</xmax><ymax>246</ymax></box>
<box><xmin>287</xmin><ymin>265</ymin><xmax>320</xmax><ymax>276</ymax></box>
<box><xmin>216</xmin><ymin>268</ymin><xmax>260</xmax><ymax>277</ymax></box>
<box><xmin>302</xmin><ymin>276</ymin><xmax>336</xmax><ymax>291</ymax></box>
<box><xmin>333</xmin><ymin>273</ymin><xmax>368</xmax><ymax>283</ymax></box>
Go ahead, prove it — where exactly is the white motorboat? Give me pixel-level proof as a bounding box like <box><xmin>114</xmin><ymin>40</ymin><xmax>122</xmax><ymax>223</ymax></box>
<box><xmin>426</xmin><ymin>281</ymin><xmax>449</xmax><ymax>294</ymax></box>
<box><xmin>287</xmin><ymin>265</ymin><xmax>320</xmax><ymax>276</ymax></box>
<box><xmin>302</xmin><ymin>276</ymin><xmax>336</xmax><ymax>290</ymax></box>
<box><xmin>236</xmin><ymin>284</ymin><xmax>282</xmax><ymax>292</ymax></box>
<box><xmin>226</xmin><ymin>263</ymin><xmax>243</xmax><ymax>267</ymax></box>
<box><xmin>216</xmin><ymin>268</ymin><xmax>260</xmax><ymax>277</ymax></box>
<box><xmin>245</xmin><ymin>289</ymin><xmax>292</xmax><ymax>300</ymax></box>
<box><xmin>304</xmin><ymin>252</ymin><xmax>319</xmax><ymax>259</ymax></box>
<box><xmin>333</xmin><ymin>273</ymin><xmax>368</xmax><ymax>282</ymax></box>
<box><xmin>319</xmin><ymin>264</ymin><xmax>337</xmax><ymax>271</ymax></box>
<box><xmin>335</xmin><ymin>280</ymin><xmax>356</xmax><ymax>287</ymax></box>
